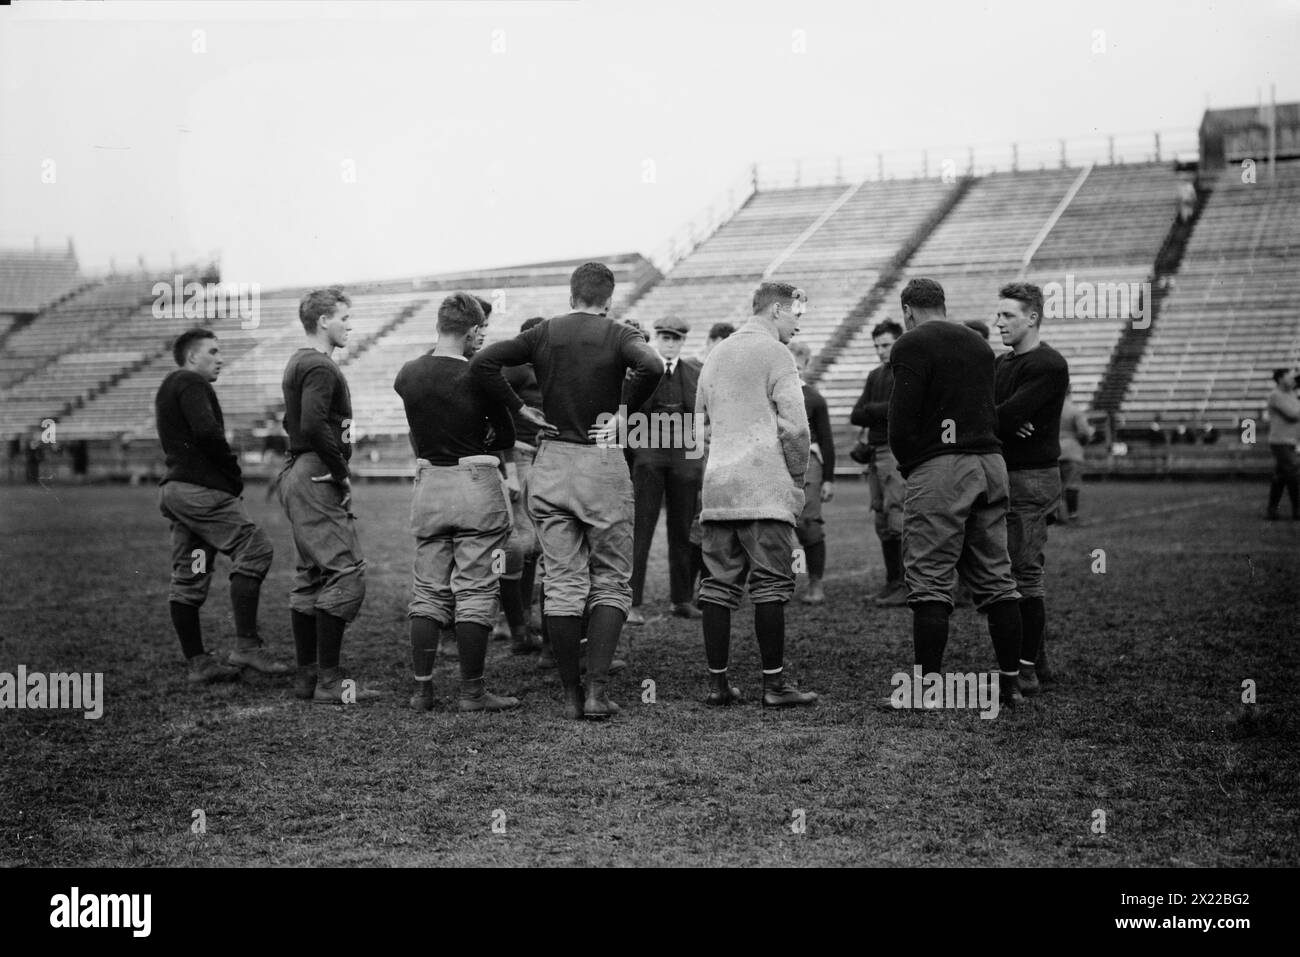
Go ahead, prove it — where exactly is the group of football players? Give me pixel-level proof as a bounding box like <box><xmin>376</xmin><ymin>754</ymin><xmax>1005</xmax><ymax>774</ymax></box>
<box><xmin>154</xmin><ymin>262</ymin><xmax>1074</xmax><ymax>716</ymax></box>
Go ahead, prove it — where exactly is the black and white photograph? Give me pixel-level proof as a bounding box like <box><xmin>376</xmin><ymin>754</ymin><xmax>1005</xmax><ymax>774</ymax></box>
<box><xmin>0</xmin><ymin>0</ymin><xmax>1295</xmax><ymax>914</ymax></box>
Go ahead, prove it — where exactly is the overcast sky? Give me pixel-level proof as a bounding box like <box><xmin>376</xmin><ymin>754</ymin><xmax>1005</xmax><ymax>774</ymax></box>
<box><xmin>1</xmin><ymin>0</ymin><xmax>1297</xmax><ymax>289</ymax></box>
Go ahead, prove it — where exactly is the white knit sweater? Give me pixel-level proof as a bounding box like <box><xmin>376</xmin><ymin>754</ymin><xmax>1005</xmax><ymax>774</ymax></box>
<box><xmin>696</xmin><ymin>316</ymin><xmax>810</xmax><ymax>524</ymax></box>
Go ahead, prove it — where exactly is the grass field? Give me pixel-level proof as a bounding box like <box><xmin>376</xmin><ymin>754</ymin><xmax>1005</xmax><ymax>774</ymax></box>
<box><xmin>1</xmin><ymin>478</ymin><xmax>1297</xmax><ymax>867</ymax></box>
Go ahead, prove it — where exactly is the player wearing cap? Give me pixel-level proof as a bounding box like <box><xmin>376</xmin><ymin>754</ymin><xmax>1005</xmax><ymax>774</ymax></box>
<box><xmin>850</xmin><ymin>319</ymin><xmax>906</xmax><ymax>607</ymax></box>
<box><xmin>888</xmin><ymin>278</ymin><xmax>1024</xmax><ymax>708</ymax></box>
<box><xmin>277</xmin><ymin>286</ymin><xmax>378</xmax><ymax>704</ymax></box>
<box><xmin>787</xmin><ymin>340</ymin><xmax>835</xmax><ymax>604</ymax></box>
<box><xmin>684</xmin><ymin>322</ymin><xmax>735</xmax><ymax>602</ymax></box>
<box><xmin>993</xmin><ymin>282</ymin><xmax>1070</xmax><ymax>696</ymax></box>
<box><xmin>627</xmin><ymin>314</ymin><xmax>704</xmax><ymax>624</ymax></box>
<box><xmin>696</xmin><ymin>281</ymin><xmax>818</xmax><ymax>708</ymax></box>
<box><xmin>469</xmin><ymin>262</ymin><xmax>663</xmax><ymax>720</ymax></box>
<box><xmin>155</xmin><ymin>328</ymin><xmax>285</xmax><ymax>684</ymax></box>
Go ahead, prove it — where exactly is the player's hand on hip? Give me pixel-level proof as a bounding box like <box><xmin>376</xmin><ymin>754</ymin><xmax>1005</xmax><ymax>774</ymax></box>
<box><xmin>504</xmin><ymin>474</ymin><xmax>521</xmax><ymax>502</ymax></box>
<box><xmin>520</xmin><ymin>406</ymin><xmax>558</xmax><ymax>438</ymax></box>
<box><xmin>311</xmin><ymin>472</ymin><xmax>352</xmax><ymax>509</ymax></box>
<box><xmin>820</xmin><ymin>483</ymin><xmax>835</xmax><ymax>504</ymax></box>
<box><xmin>588</xmin><ymin>411</ymin><xmax>625</xmax><ymax>448</ymax></box>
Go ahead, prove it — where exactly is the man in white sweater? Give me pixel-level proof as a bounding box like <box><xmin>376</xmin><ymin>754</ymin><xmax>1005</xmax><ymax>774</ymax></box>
<box><xmin>695</xmin><ymin>281</ymin><xmax>820</xmax><ymax>708</ymax></box>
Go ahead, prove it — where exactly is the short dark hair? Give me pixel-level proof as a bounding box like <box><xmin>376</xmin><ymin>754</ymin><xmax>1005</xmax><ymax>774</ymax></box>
<box><xmin>999</xmin><ymin>282</ymin><xmax>1044</xmax><ymax>324</ymax></box>
<box><xmin>708</xmin><ymin>322</ymin><xmax>736</xmax><ymax>342</ymax></box>
<box><xmin>872</xmin><ymin>319</ymin><xmax>903</xmax><ymax>340</ymax></box>
<box><xmin>570</xmin><ymin>262</ymin><xmax>616</xmax><ymax>309</ymax></box>
<box><xmin>299</xmin><ymin>286</ymin><xmax>350</xmax><ymax>334</ymax></box>
<box><xmin>900</xmin><ymin>278</ymin><xmax>945</xmax><ymax>312</ymax></box>
<box><xmin>437</xmin><ymin>292</ymin><xmax>486</xmax><ymax>336</ymax></box>
<box><xmin>173</xmin><ymin>328</ymin><xmax>216</xmax><ymax>366</ymax></box>
<box><xmin>475</xmin><ymin>295</ymin><xmax>493</xmax><ymax>320</ymax></box>
<box><xmin>963</xmin><ymin>319</ymin><xmax>991</xmax><ymax>340</ymax></box>
<box><xmin>1274</xmin><ymin>368</ymin><xmax>1295</xmax><ymax>383</ymax></box>
<box><xmin>753</xmin><ymin>282</ymin><xmax>806</xmax><ymax>315</ymax></box>
<box><xmin>520</xmin><ymin>316</ymin><xmax>545</xmax><ymax>333</ymax></box>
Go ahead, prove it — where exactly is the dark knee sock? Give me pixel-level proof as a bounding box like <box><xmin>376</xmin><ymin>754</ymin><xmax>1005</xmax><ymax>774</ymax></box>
<box><xmin>1269</xmin><ymin>479</ymin><xmax>1284</xmax><ymax>511</ymax></box>
<box><xmin>456</xmin><ymin>621</ymin><xmax>491</xmax><ymax>681</ymax></box>
<box><xmin>985</xmin><ymin>599</ymin><xmax>1023</xmax><ymax>674</ymax></box>
<box><xmin>882</xmin><ymin>537</ymin><xmax>902</xmax><ymax>583</ymax></box>
<box><xmin>1289</xmin><ymin>479</ymin><xmax>1300</xmax><ymax>515</ymax></box>
<box><xmin>230</xmin><ymin>573</ymin><xmax>262</xmax><ymax>642</ymax></box>
<box><xmin>316</xmin><ymin>611</ymin><xmax>346</xmax><ymax>671</ymax></box>
<box><xmin>1064</xmin><ymin>488</ymin><xmax>1079</xmax><ymax>515</ymax></box>
<box><xmin>170</xmin><ymin>601</ymin><xmax>205</xmax><ymax>659</ymax></box>
<box><xmin>754</xmin><ymin>601</ymin><xmax>786</xmax><ymax>672</ymax></box>
<box><xmin>499</xmin><ymin>578</ymin><xmax>525</xmax><ymax>628</ymax></box>
<box><xmin>291</xmin><ymin>610</ymin><xmax>317</xmax><ymax>666</ymax></box>
<box><xmin>410</xmin><ymin>616</ymin><xmax>438</xmax><ymax>677</ymax></box>
<box><xmin>519</xmin><ymin>557</ymin><xmax>538</xmax><ymax>617</ymax></box>
<box><xmin>805</xmin><ymin>541</ymin><xmax>826</xmax><ymax>579</ymax></box>
<box><xmin>585</xmin><ymin>605</ymin><xmax>625</xmax><ymax>682</ymax></box>
<box><xmin>690</xmin><ymin>545</ymin><xmax>704</xmax><ymax>590</ymax></box>
<box><xmin>547</xmin><ymin>616</ymin><xmax>583</xmax><ymax>689</ymax></box>
<box><xmin>912</xmin><ymin>601</ymin><xmax>949</xmax><ymax>675</ymax></box>
<box><xmin>701</xmin><ymin>601</ymin><xmax>731</xmax><ymax>671</ymax></box>
<box><xmin>1018</xmin><ymin>597</ymin><xmax>1045</xmax><ymax>665</ymax></box>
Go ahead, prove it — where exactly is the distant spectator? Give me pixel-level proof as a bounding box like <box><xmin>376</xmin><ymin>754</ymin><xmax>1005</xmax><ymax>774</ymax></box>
<box><xmin>1176</xmin><ymin>420</ymin><xmax>1196</xmax><ymax>444</ymax></box>
<box><xmin>1200</xmin><ymin>422</ymin><xmax>1219</xmax><ymax>444</ymax></box>
<box><xmin>1266</xmin><ymin>368</ymin><xmax>1300</xmax><ymax>520</ymax></box>
<box><xmin>1147</xmin><ymin>417</ymin><xmax>1167</xmax><ymax>447</ymax></box>
<box><xmin>25</xmin><ymin>430</ymin><xmax>44</xmax><ymax>484</ymax></box>
<box><xmin>72</xmin><ymin>440</ymin><xmax>89</xmax><ymax>479</ymax></box>
<box><xmin>1058</xmin><ymin>398</ymin><xmax>1093</xmax><ymax>524</ymax></box>
<box><xmin>1177</xmin><ymin>179</ymin><xmax>1197</xmax><ymax>223</ymax></box>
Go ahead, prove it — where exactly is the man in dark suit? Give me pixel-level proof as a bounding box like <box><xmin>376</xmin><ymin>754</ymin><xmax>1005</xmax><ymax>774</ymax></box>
<box><xmin>627</xmin><ymin>315</ymin><xmax>705</xmax><ymax>624</ymax></box>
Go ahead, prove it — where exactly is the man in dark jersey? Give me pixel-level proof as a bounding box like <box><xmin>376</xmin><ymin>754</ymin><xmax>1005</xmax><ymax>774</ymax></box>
<box><xmin>851</xmin><ymin>319</ymin><xmax>906</xmax><ymax>607</ymax></box>
<box><xmin>788</xmin><ymin>340</ymin><xmax>836</xmax><ymax>604</ymax></box>
<box><xmin>888</xmin><ymin>278</ymin><xmax>1024</xmax><ymax>707</ymax></box>
<box><xmin>155</xmin><ymin>328</ymin><xmax>283</xmax><ymax>683</ymax></box>
<box><xmin>277</xmin><ymin>286</ymin><xmax>377</xmax><ymax>704</ymax></box>
<box><xmin>396</xmin><ymin>293</ymin><xmax>545</xmax><ymax>712</ymax></box>
<box><xmin>469</xmin><ymin>262</ymin><xmax>663</xmax><ymax>720</ymax></box>
<box><xmin>993</xmin><ymin>282</ymin><xmax>1070</xmax><ymax>695</ymax></box>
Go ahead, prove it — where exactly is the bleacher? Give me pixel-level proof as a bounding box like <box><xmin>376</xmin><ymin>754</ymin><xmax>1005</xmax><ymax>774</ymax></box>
<box><xmin>0</xmin><ymin>247</ymin><xmax>83</xmax><ymax>316</ymax></box>
<box><xmin>0</xmin><ymin>278</ymin><xmax>164</xmax><ymax>393</ymax></box>
<box><xmin>1121</xmin><ymin>160</ymin><xmax>1300</xmax><ymax>428</ymax></box>
<box><xmin>818</xmin><ymin>164</ymin><xmax>1184</xmax><ymax>461</ymax></box>
<box><xmin>623</xmin><ymin>179</ymin><xmax>959</xmax><ymax>360</ymax></box>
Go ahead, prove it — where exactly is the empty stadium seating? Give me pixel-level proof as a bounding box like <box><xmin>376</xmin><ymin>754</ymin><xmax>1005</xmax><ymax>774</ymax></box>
<box><xmin>623</xmin><ymin>178</ymin><xmax>960</xmax><ymax>361</ymax></box>
<box><xmin>0</xmin><ymin>247</ymin><xmax>83</xmax><ymax>315</ymax></box>
<box><xmin>1121</xmin><ymin>160</ymin><xmax>1300</xmax><ymax>427</ymax></box>
<box><xmin>819</xmin><ymin>164</ymin><xmax>1184</xmax><ymax>458</ymax></box>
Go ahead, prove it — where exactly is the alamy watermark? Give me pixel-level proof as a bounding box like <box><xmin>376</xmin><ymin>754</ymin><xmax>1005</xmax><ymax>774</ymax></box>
<box><xmin>593</xmin><ymin>405</ymin><xmax>704</xmax><ymax>459</ymax></box>
<box><xmin>889</xmin><ymin>666</ymin><xmax>1000</xmax><ymax>719</ymax></box>
<box><xmin>1043</xmin><ymin>274</ymin><xmax>1151</xmax><ymax>329</ymax></box>
<box><xmin>152</xmin><ymin>274</ymin><xmax>261</xmax><ymax>329</ymax></box>
<box><xmin>0</xmin><ymin>666</ymin><xmax>103</xmax><ymax>719</ymax></box>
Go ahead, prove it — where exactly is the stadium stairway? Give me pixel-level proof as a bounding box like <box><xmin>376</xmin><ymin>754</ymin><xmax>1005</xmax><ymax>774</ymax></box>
<box><xmin>1118</xmin><ymin>159</ymin><xmax>1300</xmax><ymax>429</ymax></box>
<box><xmin>1092</xmin><ymin>176</ymin><xmax>1210</xmax><ymax>414</ymax></box>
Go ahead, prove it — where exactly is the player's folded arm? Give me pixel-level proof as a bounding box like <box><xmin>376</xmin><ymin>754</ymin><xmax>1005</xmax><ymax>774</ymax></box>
<box><xmin>300</xmin><ymin>366</ymin><xmax>349</xmax><ymax>481</ymax></box>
